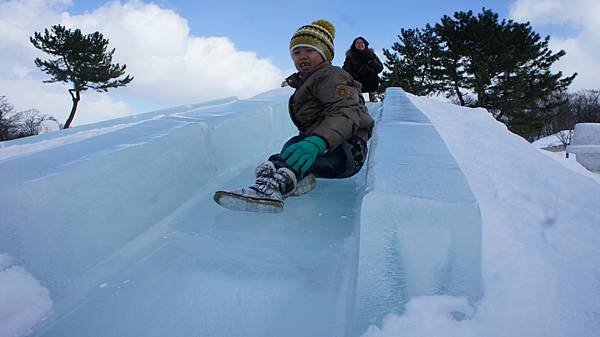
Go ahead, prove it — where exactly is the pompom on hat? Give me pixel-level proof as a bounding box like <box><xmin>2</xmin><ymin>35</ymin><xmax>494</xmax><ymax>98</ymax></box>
<box><xmin>289</xmin><ymin>19</ymin><xmax>336</xmax><ymax>62</ymax></box>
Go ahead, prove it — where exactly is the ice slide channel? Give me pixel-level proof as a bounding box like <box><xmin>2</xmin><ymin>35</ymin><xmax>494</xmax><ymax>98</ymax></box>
<box><xmin>0</xmin><ymin>88</ymin><xmax>481</xmax><ymax>337</ymax></box>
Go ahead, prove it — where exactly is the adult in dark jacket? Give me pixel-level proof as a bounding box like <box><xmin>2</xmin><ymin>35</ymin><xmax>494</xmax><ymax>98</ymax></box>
<box><xmin>343</xmin><ymin>37</ymin><xmax>383</xmax><ymax>101</ymax></box>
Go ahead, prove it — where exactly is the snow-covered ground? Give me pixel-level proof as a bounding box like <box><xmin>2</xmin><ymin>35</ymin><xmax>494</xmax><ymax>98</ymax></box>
<box><xmin>1</xmin><ymin>88</ymin><xmax>599</xmax><ymax>337</ymax></box>
<box><xmin>0</xmin><ymin>254</ymin><xmax>52</xmax><ymax>337</ymax></box>
<box><xmin>532</xmin><ymin>132</ymin><xmax>565</xmax><ymax>149</ymax></box>
<box><xmin>540</xmin><ymin>150</ymin><xmax>600</xmax><ymax>184</ymax></box>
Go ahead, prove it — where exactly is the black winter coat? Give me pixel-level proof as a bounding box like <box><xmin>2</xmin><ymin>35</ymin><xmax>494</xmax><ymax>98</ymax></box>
<box><xmin>342</xmin><ymin>39</ymin><xmax>383</xmax><ymax>93</ymax></box>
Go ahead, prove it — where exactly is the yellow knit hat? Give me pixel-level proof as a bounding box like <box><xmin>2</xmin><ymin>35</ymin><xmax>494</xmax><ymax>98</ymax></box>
<box><xmin>289</xmin><ymin>19</ymin><xmax>336</xmax><ymax>62</ymax></box>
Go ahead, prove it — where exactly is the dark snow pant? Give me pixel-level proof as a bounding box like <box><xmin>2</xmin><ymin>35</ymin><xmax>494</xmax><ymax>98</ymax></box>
<box><xmin>268</xmin><ymin>134</ymin><xmax>368</xmax><ymax>180</ymax></box>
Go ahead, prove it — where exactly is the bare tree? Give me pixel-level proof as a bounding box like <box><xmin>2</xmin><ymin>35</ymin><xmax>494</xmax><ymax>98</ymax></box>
<box><xmin>14</xmin><ymin>109</ymin><xmax>60</xmax><ymax>137</ymax></box>
<box><xmin>1</xmin><ymin>96</ymin><xmax>20</xmax><ymax>141</ymax></box>
<box><xmin>538</xmin><ymin>89</ymin><xmax>600</xmax><ymax>141</ymax></box>
<box><xmin>557</xmin><ymin>130</ymin><xmax>573</xmax><ymax>158</ymax></box>
<box><xmin>1</xmin><ymin>96</ymin><xmax>60</xmax><ymax>141</ymax></box>
<box><xmin>571</xmin><ymin>89</ymin><xmax>600</xmax><ymax>123</ymax></box>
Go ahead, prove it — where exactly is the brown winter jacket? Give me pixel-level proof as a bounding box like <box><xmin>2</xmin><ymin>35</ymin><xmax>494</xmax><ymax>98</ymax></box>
<box><xmin>284</xmin><ymin>62</ymin><xmax>374</xmax><ymax>151</ymax></box>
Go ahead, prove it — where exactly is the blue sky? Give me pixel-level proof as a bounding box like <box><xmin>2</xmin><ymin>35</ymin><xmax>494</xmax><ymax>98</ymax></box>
<box><xmin>66</xmin><ymin>0</ymin><xmax>518</xmax><ymax>69</ymax></box>
<box><xmin>1</xmin><ymin>0</ymin><xmax>597</xmax><ymax>126</ymax></box>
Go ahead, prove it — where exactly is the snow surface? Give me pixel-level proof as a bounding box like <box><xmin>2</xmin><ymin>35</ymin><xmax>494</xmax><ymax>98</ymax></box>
<box><xmin>1</xmin><ymin>87</ymin><xmax>599</xmax><ymax>337</ymax></box>
<box><xmin>0</xmin><ymin>254</ymin><xmax>52</xmax><ymax>337</ymax></box>
<box><xmin>540</xmin><ymin>151</ymin><xmax>600</xmax><ymax>184</ymax></box>
<box><xmin>571</xmin><ymin>123</ymin><xmax>600</xmax><ymax>148</ymax></box>
<box><xmin>531</xmin><ymin>133</ymin><xmax>564</xmax><ymax>149</ymax></box>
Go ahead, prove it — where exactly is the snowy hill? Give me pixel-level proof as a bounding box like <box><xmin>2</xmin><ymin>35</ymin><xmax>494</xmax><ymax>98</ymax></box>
<box><xmin>532</xmin><ymin>133</ymin><xmax>565</xmax><ymax>149</ymax></box>
<box><xmin>1</xmin><ymin>88</ymin><xmax>599</xmax><ymax>337</ymax></box>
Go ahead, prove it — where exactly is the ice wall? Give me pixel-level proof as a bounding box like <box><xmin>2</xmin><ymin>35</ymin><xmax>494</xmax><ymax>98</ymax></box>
<box><xmin>1</xmin><ymin>87</ymin><xmax>482</xmax><ymax>336</ymax></box>
<box><xmin>0</xmin><ymin>92</ymin><xmax>297</xmax><ymax>334</ymax></box>
<box><xmin>355</xmin><ymin>88</ymin><xmax>482</xmax><ymax>331</ymax></box>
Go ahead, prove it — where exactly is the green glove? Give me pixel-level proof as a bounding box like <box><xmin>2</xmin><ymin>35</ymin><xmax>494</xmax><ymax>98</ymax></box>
<box><xmin>281</xmin><ymin>135</ymin><xmax>327</xmax><ymax>175</ymax></box>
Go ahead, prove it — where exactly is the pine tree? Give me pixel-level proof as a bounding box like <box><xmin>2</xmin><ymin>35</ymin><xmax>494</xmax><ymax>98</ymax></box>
<box><xmin>432</xmin><ymin>16</ymin><xmax>470</xmax><ymax>105</ymax></box>
<box><xmin>30</xmin><ymin>25</ymin><xmax>133</xmax><ymax>128</ymax></box>
<box><xmin>380</xmin><ymin>27</ymin><xmax>437</xmax><ymax>96</ymax></box>
<box><xmin>381</xmin><ymin>8</ymin><xmax>577</xmax><ymax>139</ymax></box>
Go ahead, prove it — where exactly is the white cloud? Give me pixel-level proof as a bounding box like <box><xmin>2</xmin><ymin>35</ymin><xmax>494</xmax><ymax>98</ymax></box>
<box><xmin>0</xmin><ymin>78</ymin><xmax>131</xmax><ymax>127</ymax></box>
<box><xmin>509</xmin><ymin>0</ymin><xmax>600</xmax><ymax>90</ymax></box>
<box><xmin>0</xmin><ymin>0</ymin><xmax>284</xmax><ymax>127</ymax></box>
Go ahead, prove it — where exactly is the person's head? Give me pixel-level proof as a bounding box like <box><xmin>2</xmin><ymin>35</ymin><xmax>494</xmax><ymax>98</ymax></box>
<box><xmin>350</xmin><ymin>36</ymin><xmax>369</xmax><ymax>53</ymax></box>
<box><xmin>291</xmin><ymin>47</ymin><xmax>325</xmax><ymax>72</ymax></box>
<box><xmin>289</xmin><ymin>19</ymin><xmax>335</xmax><ymax>72</ymax></box>
<box><xmin>354</xmin><ymin>37</ymin><xmax>367</xmax><ymax>51</ymax></box>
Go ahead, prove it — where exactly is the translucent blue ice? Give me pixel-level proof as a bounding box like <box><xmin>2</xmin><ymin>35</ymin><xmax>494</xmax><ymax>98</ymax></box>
<box><xmin>0</xmin><ymin>88</ymin><xmax>481</xmax><ymax>337</ymax></box>
<box><xmin>356</xmin><ymin>88</ymin><xmax>482</xmax><ymax>332</ymax></box>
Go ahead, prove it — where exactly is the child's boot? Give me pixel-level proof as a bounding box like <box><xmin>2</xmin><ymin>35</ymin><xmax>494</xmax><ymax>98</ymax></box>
<box><xmin>214</xmin><ymin>162</ymin><xmax>297</xmax><ymax>213</ymax></box>
<box><xmin>290</xmin><ymin>173</ymin><xmax>317</xmax><ymax>196</ymax></box>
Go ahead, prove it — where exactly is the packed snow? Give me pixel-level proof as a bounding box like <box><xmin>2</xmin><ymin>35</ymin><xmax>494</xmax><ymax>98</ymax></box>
<box><xmin>540</xmin><ymin>151</ymin><xmax>600</xmax><ymax>184</ymax></box>
<box><xmin>532</xmin><ymin>132</ymin><xmax>565</xmax><ymax>149</ymax></box>
<box><xmin>1</xmin><ymin>87</ymin><xmax>599</xmax><ymax>337</ymax></box>
<box><xmin>0</xmin><ymin>254</ymin><xmax>52</xmax><ymax>337</ymax></box>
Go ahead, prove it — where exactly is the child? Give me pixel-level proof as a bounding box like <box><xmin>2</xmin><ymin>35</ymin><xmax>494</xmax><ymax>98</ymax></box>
<box><xmin>214</xmin><ymin>19</ymin><xmax>374</xmax><ymax>213</ymax></box>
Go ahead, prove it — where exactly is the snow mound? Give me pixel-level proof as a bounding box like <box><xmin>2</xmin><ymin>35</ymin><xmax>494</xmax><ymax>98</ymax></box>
<box><xmin>532</xmin><ymin>133</ymin><xmax>563</xmax><ymax>148</ymax></box>
<box><xmin>0</xmin><ymin>254</ymin><xmax>53</xmax><ymax>337</ymax></box>
<box><xmin>362</xmin><ymin>296</ymin><xmax>476</xmax><ymax>337</ymax></box>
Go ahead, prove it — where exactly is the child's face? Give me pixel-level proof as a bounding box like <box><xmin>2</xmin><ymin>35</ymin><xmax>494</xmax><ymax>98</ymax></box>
<box><xmin>292</xmin><ymin>47</ymin><xmax>324</xmax><ymax>72</ymax></box>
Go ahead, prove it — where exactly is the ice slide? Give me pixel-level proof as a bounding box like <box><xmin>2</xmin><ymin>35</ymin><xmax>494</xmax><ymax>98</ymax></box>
<box><xmin>0</xmin><ymin>88</ymin><xmax>481</xmax><ymax>337</ymax></box>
